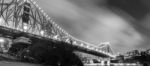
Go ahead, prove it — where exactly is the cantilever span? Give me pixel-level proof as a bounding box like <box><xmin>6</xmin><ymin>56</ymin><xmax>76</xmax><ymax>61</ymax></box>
<box><xmin>0</xmin><ymin>0</ymin><xmax>115</xmax><ymax>58</ymax></box>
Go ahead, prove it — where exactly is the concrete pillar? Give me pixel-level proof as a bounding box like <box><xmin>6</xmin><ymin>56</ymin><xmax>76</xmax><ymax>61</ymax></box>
<box><xmin>101</xmin><ymin>61</ymin><xmax>105</xmax><ymax>65</ymax></box>
<box><xmin>107</xmin><ymin>60</ymin><xmax>110</xmax><ymax>65</ymax></box>
<box><xmin>90</xmin><ymin>59</ymin><xmax>93</xmax><ymax>64</ymax></box>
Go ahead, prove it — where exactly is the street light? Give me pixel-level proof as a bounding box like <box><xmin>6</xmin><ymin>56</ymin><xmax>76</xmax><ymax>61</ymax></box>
<box><xmin>23</xmin><ymin>25</ymin><xmax>28</xmax><ymax>30</ymax></box>
<box><xmin>73</xmin><ymin>41</ymin><xmax>77</xmax><ymax>45</ymax></box>
<box><xmin>80</xmin><ymin>43</ymin><xmax>84</xmax><ymax>46</ymax></box>
<box><xmin>23</xmin><ymin>23</ymin><xmax>28</xmax><ymax>31</ymax></box>
<box><xmin>40</xmin><ymin>30</ymin><xmax>44</xmax><ymax>36</ymax></box>
<box><xmin>0</xmin><ymin>38</ymin><xmax>5</xmax><ymax>43</ymax></box>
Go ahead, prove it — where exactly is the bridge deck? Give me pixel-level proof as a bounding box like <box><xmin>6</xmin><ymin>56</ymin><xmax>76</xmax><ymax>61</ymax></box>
<box><xmin>0</xmin><ymin>26</ymin><xmax>110</xmax><ymax>58</ymax></box>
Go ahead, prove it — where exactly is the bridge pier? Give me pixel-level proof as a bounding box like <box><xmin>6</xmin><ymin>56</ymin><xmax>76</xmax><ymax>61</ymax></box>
<box><xmin>100</xmin><ymin>60</ymin><xmax>110</xmax><ymax>65</ymax></box>
<box><xmin>107</xmin><ymin>60</ymin><xmax>110</xmax><ymax>65</ymax></box>
<box><xmin>101</xmin><ymin>61</ymin><xmax>105</xmax><ymax>65</ymax></box>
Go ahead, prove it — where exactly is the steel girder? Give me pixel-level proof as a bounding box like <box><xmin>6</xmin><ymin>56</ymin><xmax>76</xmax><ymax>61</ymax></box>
<box><xmin>0</xmin><ymin>0</ymin><xmax>115</xmax><ymax>58</ymax></box>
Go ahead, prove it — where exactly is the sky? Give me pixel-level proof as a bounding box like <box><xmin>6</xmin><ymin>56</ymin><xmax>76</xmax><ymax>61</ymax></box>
<box><xmin>34</xmin><ymin>0</ymin><xmax>150</xmax><ymax>53</ymax></box>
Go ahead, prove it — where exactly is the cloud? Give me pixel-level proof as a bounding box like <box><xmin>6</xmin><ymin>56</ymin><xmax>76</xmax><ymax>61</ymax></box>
<box><xmin>81</xmin><ymin>12</ymin><xmax>144</xmax><ymax>53</ymax></box>
<box><xmin>36</xmin><ymin>0</ymin><xmax>145</xmax><ymax>53</ymax></box>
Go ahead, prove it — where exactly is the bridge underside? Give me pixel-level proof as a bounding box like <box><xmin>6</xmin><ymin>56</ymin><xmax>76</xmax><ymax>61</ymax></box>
<box><xmin>0</xmin><ymin>26</ymin><xmax>110</xmax><ymax>58</ymax></box>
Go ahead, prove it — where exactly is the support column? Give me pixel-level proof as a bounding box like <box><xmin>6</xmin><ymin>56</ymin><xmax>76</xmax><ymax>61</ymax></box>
<box><xmin>101</xmin><ymin>61</ymin><xmax>105</xmax><ymax>65</ymax></box>
<box><xmin>107</xmin><ymin>60</ymin><xmax>110</xmax><ymax>65</ymax></box>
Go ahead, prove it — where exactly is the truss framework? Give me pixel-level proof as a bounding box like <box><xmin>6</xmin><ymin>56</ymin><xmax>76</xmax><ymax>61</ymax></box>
<box><xmin>0</xmin><ymin>0</ymin><xmax>115</xmax><ymax>58</ymax></box>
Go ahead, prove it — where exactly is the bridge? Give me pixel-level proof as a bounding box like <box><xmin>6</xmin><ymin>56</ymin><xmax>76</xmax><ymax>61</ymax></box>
<box><xmin>0</xmin><ymin>0</ymin><xmax>116</xmax><ymax>59</ymax></box>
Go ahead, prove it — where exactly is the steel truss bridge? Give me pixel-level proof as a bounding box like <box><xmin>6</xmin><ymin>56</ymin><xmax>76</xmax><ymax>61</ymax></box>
<box><xmin>0</xmin><ymin>0</ymin><xmax>115</xmax><ymax>58</ymax></box>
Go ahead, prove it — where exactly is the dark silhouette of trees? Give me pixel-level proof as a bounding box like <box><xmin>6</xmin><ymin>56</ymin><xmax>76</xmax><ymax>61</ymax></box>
<box><xmin>8</xmin><ymin>42</ymin><xmax>31</xmax><ymax>56</ymax></box>
<box><xmin>124</xmin><ymin>49</ymin><xmax>150</xmax><ymax>65</ymax></box>
<box><xmin>8</xmin><ymin>37</ymin><xmax>83</xmax><ymax>66</ymax></box>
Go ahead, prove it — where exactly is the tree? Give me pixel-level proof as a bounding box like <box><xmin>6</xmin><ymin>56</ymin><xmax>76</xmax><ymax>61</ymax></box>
<box><xmin>19</xmin><ymin>39</ymin><xmax>83</xmax><ymax>66</ymax></box>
